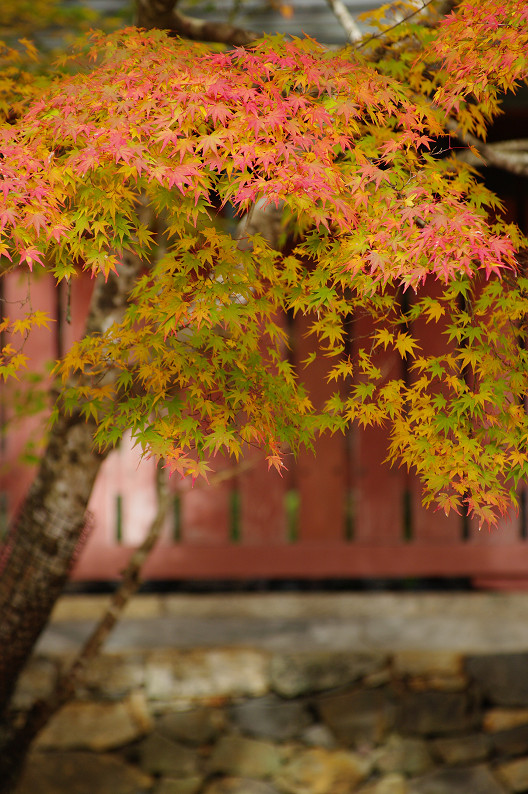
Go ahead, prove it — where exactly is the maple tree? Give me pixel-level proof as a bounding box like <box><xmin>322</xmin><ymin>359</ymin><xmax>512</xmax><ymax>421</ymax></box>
<box><xmin>0</xmin><ymin>0</ymin><xmax>528</xmax><ymax>787</ymax></box>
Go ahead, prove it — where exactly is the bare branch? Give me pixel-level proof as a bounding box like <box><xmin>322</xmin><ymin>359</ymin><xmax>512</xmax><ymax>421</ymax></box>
<box><xmin>446</xmin><ymin>121</ymin><xmax>528</xmax><ymax>177</ymax></box>
<box><xmin>236</xmin><ymin>198</ymin><xmax>285</xmax><ymax>251</ymax></box>
<box><xmin>324</xmin><ymin>0</ymin><xmax>362</xmax><ymax>44</ymax></box>
<box><xmin>171</xmin><ymin>9</ymin><xmax>259</xmax><ymax>46</ymax></box>
<box><xmin>136</xmin><ymin>0</ymin><xmax>259</xmax><ymax>46</ymax></box>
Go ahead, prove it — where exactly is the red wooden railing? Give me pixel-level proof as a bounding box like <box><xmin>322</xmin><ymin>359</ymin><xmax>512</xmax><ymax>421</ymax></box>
<box><xmin>3</xmin><ymin>260</ymin><xmax>528</xmax><ymax>586</ymax></box>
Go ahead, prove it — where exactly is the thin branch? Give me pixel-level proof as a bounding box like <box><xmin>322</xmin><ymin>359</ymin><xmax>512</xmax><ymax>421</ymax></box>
<box><xmin>7</xmin><ymin>461</ymin><xmax>170</xmax><ymax>757</ymax></box>
<box><xmin>446</xmin><ymin>121</ymin><xmax>528</xmax><ymax>177</ymax></box>
<box><xmin>324</xmin><ymin>0</ymin><xmax>362</xmax><ymax>43</ymax></box>
<box><xmin>12</xmin><ymin>451</ymin><xmax>261</xmax><ymax>749</ymax></box>
<box><xmin>60</xmin><ymin>462</ymin><xmax>170</xmax><ymax>684</ymax></box>
<box><xmin>355</xmin><ymin>0</ymin><xmax>438</xmax><ymax>51</ymax></box>
<box><xmin>11</xmin><ymin>450</ymin><xmax>261</xmax><ymax>751</ymax></box>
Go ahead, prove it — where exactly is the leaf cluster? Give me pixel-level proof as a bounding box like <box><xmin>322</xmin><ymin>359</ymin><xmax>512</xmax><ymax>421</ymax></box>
<box><xmin>2</xmin><ymin>0</ymin><xmax>528</xmax><ymax>522</ymax></box>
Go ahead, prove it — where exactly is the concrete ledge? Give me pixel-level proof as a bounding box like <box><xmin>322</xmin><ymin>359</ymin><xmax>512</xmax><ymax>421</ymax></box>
<box><xmin>42</xmin><ymin>593</ymin><xmax>528</xmax><ymax>654</ymax></box>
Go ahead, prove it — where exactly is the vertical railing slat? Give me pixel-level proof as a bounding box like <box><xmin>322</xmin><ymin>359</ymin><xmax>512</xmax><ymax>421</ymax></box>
<box><xmin>350</xmin><ymin>309</ymin><xmax>407</xmax><ymax>544</ymax></box>
<box><xmin>408</xmin><ymin>279</ymin><xmax>464</xmax><ymax>544</ymax></box>
<box><xmin>179</xmin><ymin>455</ymin><xmax>233</xmax><ymax>546</ymax></box>
<box><xmin>238</xmin><ymin>449</ymin><xmax>289</xmax><ymax>544</ymax></box>
<box><xmin>294</xmin><ymin>313</ymin><xmax>348</xmax><ymax>542</ymax></box>
<box><xmin>2</xmin><ymin>273</ymin><xmax>57</xmax><ymax>517</ymax></box>
<box><xmin>237</xmin><ymin>313</ymin><xmax>290</xmax><ymax>544</ymax></box>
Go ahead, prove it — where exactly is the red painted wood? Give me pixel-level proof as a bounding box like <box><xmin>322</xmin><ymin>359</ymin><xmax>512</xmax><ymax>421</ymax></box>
<box><xmin>6</xmin><ymin>268</ymin><xmax>528</xmax><ymax>587</ymax></box>
<box><xmin>178</xmin><ymin>454</ymin><xmax>232</xmax><ymax>546</ymax></box>
<box><xmin>84</xmin><ymin>436</ymin><xmax>172</xmax><ymax>578</ymax></box>
<box><xmin>1</xmin><ymin>273</ymin><xmax>57</xmax><ymax>517</ymax></box>
<box><xmin>294</xmin><ymin>313</ymin><xmax>347</xmax><ymax>542</ymax></box>
<box><xmin>60</xmin><ymin>274</ymin><xmax>94</xmax><ymax>351</ymax></box>
<box><xmin>72</xmin><ymin>540</ymin><xmax>528</xmax><ymax>581</ymax></box>
<box><xmin>237</xmin><ymin>312</ymin><xmax>289</xmax><ymax>544</ymax></box>
<box><xmin>238</xmin><ymin>447</ymin><xmax>288</xmax><ymax>544</ymax></box>
<box><xmin>408</xmin><ymin>279</ymin><xmax>464</xmax><ymax>543</ymax></box>
<box><xmin>467</xmin><ymin>502</ymin><xmax>522</xmax><ymax>545</ymax></box>
<box><xmin>464</xmin><ymin>269</ymin><xmax>524</xmax><ymax>548</ymax></box>
<box><xmin>350</xmin><ymin>309</ymin><xmax>407</xmax><ymax>542</ymax></box>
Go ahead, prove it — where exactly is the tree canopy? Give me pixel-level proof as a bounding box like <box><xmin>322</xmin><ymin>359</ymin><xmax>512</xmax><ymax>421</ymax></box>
<box><xmin>1</xmin><ymin>0</ymin><xmax>528</xmax><ymax>526</ymax></box>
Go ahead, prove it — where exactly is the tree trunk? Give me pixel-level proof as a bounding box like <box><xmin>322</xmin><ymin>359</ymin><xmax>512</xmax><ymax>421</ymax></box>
<box><xmin>0</xmin><ymin>248</ymin><xmax>144</xmax><ymax>792</ymax></box>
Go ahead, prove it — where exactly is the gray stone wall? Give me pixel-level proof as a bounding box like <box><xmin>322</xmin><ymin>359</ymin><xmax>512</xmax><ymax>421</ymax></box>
<box><xmin>14</xmin><ymin>647</ymin><xmax>528</xmax><ymax>794</ymax></box>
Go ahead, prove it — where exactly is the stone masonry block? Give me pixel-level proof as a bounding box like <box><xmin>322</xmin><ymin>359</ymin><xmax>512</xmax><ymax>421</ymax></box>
<box><xmin>270</xmin><ymin>652</ymin><xmax>387</xmax><ymax>698</ymax></box>
<box><xmin>396</xmin><ymin>690</ymin><xmax>481</xmax><ymax>737</ymax></box>
<box><xmin>466</xmin><ymin>654</ymin><xmax>528</xmax><ymax>707</ymax></box>
<box><xmin>317</xmin><ymin>687</ymin><xmax>396</xmax><ymax>746</ymax></box>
